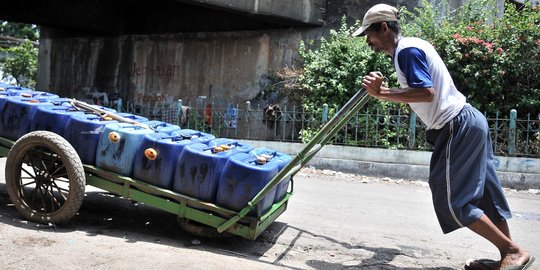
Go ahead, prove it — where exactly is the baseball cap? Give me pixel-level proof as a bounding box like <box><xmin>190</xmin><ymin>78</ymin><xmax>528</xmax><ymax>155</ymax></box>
<box><xmin>352</xmin><ymin>4</ymin><xmax>399</xmax><ymax>37</ymax></box>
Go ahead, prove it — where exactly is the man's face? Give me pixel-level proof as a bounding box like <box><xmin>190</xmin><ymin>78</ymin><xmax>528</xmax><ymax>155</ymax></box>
<box><xmin>363</xmin><ymin>23</ymin><xmax>388</xmax><ymax>53</ymax></box>
<box><xmin>364</xmin><ymin>28</ymin><xmax>385</xmax><ymax>53</ymax></box>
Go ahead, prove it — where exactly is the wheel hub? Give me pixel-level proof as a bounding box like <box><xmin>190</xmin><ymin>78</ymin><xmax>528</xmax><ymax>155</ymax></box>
<box><xmin>35</xmin><ymin>173</ymin><xmax>52</xmax><ymax>188</ymax></box>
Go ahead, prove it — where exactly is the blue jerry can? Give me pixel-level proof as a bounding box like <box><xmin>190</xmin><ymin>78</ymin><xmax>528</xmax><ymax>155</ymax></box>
<box><xmin>145</xmin><ymin>120</ymin><xmax>181</xmax><ymax>134</ymax></box>
<box><xmin>169</xmin><ymin>129</ymin><xmax>216</xmax><ymax>144</ymax></box>
<box><xmin>248</xmin><ymin>148</ymin><xmax>293</xmax><ymax>202</ymax></box>
<box><xmin>95</xmin><ymin>123</ymin><xmax>155</xmax><ymax>176</ymax></box>
<box><xmin>216</xmin><ymin>152</ymin><xmax>280</xmax><ymax>217</ymax></box>
<box><xmin>132</xmin><ymin>131</ymin><xmax>212</xmax><ymax>189</ymax></box>
<box><xmin>173</xmin><ymin>139</ymin><xmax>252</xmax><ymax>203</ymax></box>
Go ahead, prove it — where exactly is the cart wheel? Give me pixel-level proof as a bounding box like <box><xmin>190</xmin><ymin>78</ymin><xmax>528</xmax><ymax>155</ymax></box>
<box><xmin>177</xmin><ymin>217</ymin><xmax>233</xmax><ymax>239</ymax></box>
<box><xmin>5</xmin><ymin>131</ymin><xmax>85</xmax><ymax>224</ymax></box>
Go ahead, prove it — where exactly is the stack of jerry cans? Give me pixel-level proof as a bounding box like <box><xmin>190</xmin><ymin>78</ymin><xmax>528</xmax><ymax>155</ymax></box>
<box><xmin>0</xmin><ymin>84</ymin><xmax>298</xmax><ymax>217</ymax></box>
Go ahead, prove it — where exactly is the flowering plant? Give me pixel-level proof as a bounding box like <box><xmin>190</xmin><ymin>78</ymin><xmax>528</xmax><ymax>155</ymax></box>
<box><xmin>443</xmin><ymin>32</ymin><xmax>506</xmax><ymax>110</ymax></box>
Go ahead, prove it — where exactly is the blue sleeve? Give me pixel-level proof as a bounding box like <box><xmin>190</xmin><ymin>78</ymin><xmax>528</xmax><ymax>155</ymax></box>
<box><xmin>397</xmin><ymin>47</ymin><xmax>433</xmax><ymax>88</ymax></box>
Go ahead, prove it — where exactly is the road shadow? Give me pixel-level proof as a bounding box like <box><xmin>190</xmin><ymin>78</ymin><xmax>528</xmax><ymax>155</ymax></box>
<box><xmin>0</xmin><ymin>183</ymin><xmax>455</xmax><ymax>269</ymax></box>
<box><xmin>271</xmin><ymin>223</ymin><xmax>455</xmax><ymax>270</ymax></box>
<box><xmin>0</xmin><ymin>184</ymin><xmax>291</xmax><ymax>267</ymax></box>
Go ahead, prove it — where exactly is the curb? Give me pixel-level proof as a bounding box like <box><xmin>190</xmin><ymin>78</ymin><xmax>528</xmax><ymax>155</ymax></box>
<box><xmin>308</xmin><ymin>157</ymin><xmax>540</xmax><ymax>190</ymax></box>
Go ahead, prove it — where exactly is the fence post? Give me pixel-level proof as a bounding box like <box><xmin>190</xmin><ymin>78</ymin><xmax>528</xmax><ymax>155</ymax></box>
<box><xmin>408</xmin><ymin>111</ymin><xmax>417</xmax><ymax>149</ymax></box>
<box><xmin>117</xmin><ymin>98</ymin><xmax>122</xmax><ymax>112</ymax></box>
<box><xmin>176</xmin><ymin>99</ymin><xmax>183</xmax><ymax>126</ymax></box>
<box><xmin>494</xmin><ymin>111</ymin><xmax>499</xmax><ymax>154</ymax></box>
<box><xmin>322</xmin><ymin>103</ymin><xmax>328</xmax><ymax>123</ymax></box>
<box><xmin>245</xmin><ymin>101</ymin><xmax>251</xmax><ymax>138</ymax></box>
<box><xmin>508</xmin><ymin>109</ymin><xmax>517</xmax><ymax>156</ymax></box>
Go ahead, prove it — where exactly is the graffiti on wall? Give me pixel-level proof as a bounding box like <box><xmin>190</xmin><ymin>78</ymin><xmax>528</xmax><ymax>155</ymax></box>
<box><xmin>130</xmin><ymin>63</ymin><xmax>180</xmax><ymax>77</ymax></box>
<box><xmin>136</xmin><ymin>93</ymin><xmax>177</xmax><ymax>106</ymax></box>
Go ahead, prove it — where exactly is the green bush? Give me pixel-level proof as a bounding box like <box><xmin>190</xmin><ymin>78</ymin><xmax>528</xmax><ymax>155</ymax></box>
<box><xmin>298</xmin><ymin>18</ymin><xmax>399</xmax><ymax>109</ymax></box>
<box><xmin>0</xmin><ymin>40</ymin><xmax>38</xmax><ymax>88</ymax></box>
<box><xmin>298</xmin><ymin>17</ymin><xmax>410</xmax><ymax>145</ymax></box>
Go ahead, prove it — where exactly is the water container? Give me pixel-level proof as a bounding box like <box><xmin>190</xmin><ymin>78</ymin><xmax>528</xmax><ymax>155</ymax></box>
<box><xmin>64</xmin><ymin>112</ymin><xmax>148</xmax><ymax>165</ymax></box>
<box><xmin>0</xmin><ymin>97</ymin><xmax>55</xmax><ymax>140</ymax></box>
<box><xmin>133</xmin><ymin>132</ymin><xmax>208</xmax><ymax>189</ymax></box>
<box><xmin>31</xmin><ymin>91</ymin><xmax>61</xmax><ymax>99</ymax></box>
<box><xmin>207</xmin><ymin>138</ymin><xmax>251</xmax><ymax>148</ymax></box>
<box><xmin>0</xmin><ymin>85</ymin><xmax>30</xmax><ymax>93</ymax></box>
<box><xmin>0</xmin><ymin>92</ymin><xmax>9</xmax><ymax>135</ymax></box>
<box><xmin>216</xmin><ymin>152</ymin><xmax>280</xmax><ymax>217</ymax></box>
<box><xmin>173</xmin><ymin>140</ymin><xmax>252</xmax><ymax>202</ymax></box>
<box><xmin>7</xmin><ymin>89</ymin><xmax>60</xmax><ymax>99</ymax></box>
<box><xmin>95</xmin><ymin>123</ymin><xmax>155</xmax><ymax>176</ymax></box>
<box><xmin>31</xmin><ymin>105</ymin><xmax>86</xmax><ymax>137</ymax></box>
<box><xmin>145</xmin><ymin>120</ymin><xmax>181</xmax><ymax>134</ymax></box>
<box><xmin>117</xmin><ymin>113</ymin><xmax>148</xmax><ymax>123</ymax></box>
<box><xmin>249</xmin><ymin>148</ymin><xmax>293</xmax><ymax>202</ymax></box>
<box><xmin>0</xmin><ymin>91</ymin><xmax>9</xmax><ymax>111</ymax></box>
<box><xmin>0</xmin><ymin>83</ymin><xmax>15</xmax><ymax>90</ymax></box>
<box><xmin>44</xmin><ymin>97</ymin><xmax>73</xmax><ymax>106</ymax></box>
<box><xmin>169</xmin><ymin>129</ymin><xmax>216</xmax><ymax>144</ymax></box>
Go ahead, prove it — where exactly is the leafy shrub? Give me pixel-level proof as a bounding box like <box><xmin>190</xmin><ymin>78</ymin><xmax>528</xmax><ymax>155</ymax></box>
<box><xmin>0</xmin><ymin>40</ymin><xmax>38</xmax><ymax>88</ymax></box>
<box><xmin>298</xmin><ymin>18</ymin><xmax>398</xmax><ymax>109</ymax></box>
<box><xmin>297</xmin><ymin>17</ymin><xmax>410</xmax><ymax>145</ymax></box>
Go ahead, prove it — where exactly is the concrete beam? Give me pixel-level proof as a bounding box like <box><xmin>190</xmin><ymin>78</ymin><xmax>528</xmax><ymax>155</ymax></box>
<box><xmin>177</xmin><ymin>0</ymin><xmax>326</xmax><ymax>25</ymax></box>
<box><xmin>0</xmin><ymin>0</ymin><xmax>325</xmax><ymax>35</ymax></box>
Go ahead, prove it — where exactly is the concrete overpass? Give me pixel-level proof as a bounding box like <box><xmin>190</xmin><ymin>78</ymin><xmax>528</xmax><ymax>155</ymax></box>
<box><xmin>0</xmin><ymin>0</ymin><xmax>325</xmax><ymax>35</ymax></box>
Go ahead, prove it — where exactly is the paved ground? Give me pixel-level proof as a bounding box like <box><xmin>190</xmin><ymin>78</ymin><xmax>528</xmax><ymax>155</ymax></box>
<box><xmin>1</xmin><ymin>157</ymin><xmax>539</xmax><ymax>269</ymax></box>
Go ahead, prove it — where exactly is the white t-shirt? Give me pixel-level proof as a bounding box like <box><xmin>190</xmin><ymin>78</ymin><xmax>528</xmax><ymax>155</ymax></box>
<box><xmin>393</xmin><ymin>37</ymin><xmax>466</xmax><ymax>130</ymax></box>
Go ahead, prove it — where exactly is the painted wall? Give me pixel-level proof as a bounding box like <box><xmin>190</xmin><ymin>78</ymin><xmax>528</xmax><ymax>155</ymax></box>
<box><xmin>36</xmin><ymin>28</ymin><xmax>319</xmax><ymax>139</ymax></box>
<box><xmin>37</xmin><ymin>29</ymin><xmax>313</xmax><ymax>107</ymax></box>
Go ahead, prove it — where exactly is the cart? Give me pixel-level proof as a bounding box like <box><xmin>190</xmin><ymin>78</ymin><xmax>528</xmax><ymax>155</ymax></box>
<box><xmin>0</xmin><ymin>89</ymin><xmax>370</xmax><ymax>240</ymax></box>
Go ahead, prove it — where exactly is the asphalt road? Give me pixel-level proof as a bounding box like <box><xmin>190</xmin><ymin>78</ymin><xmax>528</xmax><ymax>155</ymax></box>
<box><xmin>1</xmin><ymin>158</ymin><xmax>539</xmax><ymax>270</ymax></box>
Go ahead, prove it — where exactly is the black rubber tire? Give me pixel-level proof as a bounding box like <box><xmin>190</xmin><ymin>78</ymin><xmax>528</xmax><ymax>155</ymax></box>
<box><xmin>177</xmin><ymin>217</ymin><xmax>233</xmax><ymax>239</ymax></box>
<box><xmin>5</xmin><ymin>131</ymin><xmax>86</xmax><ymax>224</ymax></box>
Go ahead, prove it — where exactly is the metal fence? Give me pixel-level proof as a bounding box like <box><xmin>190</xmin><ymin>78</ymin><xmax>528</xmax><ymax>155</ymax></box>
<box><xmin>116</xmin><ymin>99</ymin><xmax>540</xmax><ymax>158</ymax></box>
